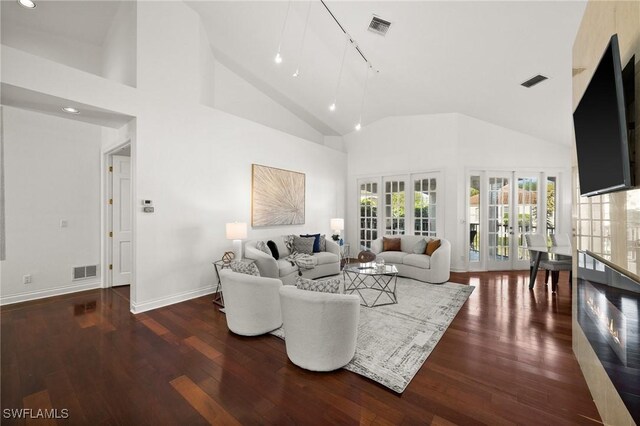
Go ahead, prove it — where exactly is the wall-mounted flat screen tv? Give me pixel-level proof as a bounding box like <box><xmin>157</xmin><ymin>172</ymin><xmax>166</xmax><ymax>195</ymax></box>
<box><xmin>573</xmin><ymin>34</ymin><xmax>635</xmax><ymax>197</ymax></box>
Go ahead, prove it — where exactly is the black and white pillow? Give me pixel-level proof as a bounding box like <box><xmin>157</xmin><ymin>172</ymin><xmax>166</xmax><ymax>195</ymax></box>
<box><xmin>230</xmin><ymin>261</ymin><xmax>260</xmax><ymax>276</ymax></box>
<box><xmin>319</xmin><ymin>234</ymin><xmax>327</xmax><ymax>252</ymax></box>
<box><xmin>256</xmin><ymin>240</ymin><xmax>272</xmax><ymax>256</ymax></box>
<box><xmin>295</xmin><ymin>277</ymin><xmax>340</xmax><ymax>294</ymax></box>
<box><xmin>293</xmin><ymin>236</ymin><xmax>315</xmax><ymax>255</ymax></box>
<box><xmin>284</xmin><ymin>235</ymin><xmax>296</xmax><ymax>253</ymax></box>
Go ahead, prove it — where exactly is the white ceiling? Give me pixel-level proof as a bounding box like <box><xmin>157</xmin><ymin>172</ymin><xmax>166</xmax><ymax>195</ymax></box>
<box><xmin>1</xmin><ymin>0</ymin><xmax>587</xmax><ymax>145</ymax></box>
<box><xmin>189</xmin><ymin>0</ymin><xmax>587</xmax><ymax>144</ymax></box>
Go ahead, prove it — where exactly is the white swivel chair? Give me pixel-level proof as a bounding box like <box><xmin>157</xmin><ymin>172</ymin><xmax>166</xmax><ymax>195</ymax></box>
<box><xmin>279</xmin><ymin>286</ymin><xmax>360</xmax><ymax>372</ymax></box>
<box><xmin>219</xmin><ymin>269</ymin><xmax>283</xmax><ymax>336</ymax></box>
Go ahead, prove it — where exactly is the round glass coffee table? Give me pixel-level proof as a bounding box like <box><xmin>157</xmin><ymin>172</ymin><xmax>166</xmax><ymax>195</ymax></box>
<box><xmin>343</xmin><ymin>262</ymin><xmax>399</xmax><ymax>307</ymax></box>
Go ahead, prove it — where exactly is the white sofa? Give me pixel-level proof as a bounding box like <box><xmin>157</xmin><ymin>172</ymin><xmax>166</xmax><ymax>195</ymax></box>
<box><xmin>370</xmin><ymin>235</ymin><xmax>451</xmax><ymax>284</ymax></box>
<box><xmin>245</xmin><ymin>236</ymin><xmax>341</xmax><ymax>285</ymax></box>
<box><xmin>279</xmin><ymin>286</ymin><xmax>360</xmax><ymax>371</ymax></box>
<box><xmin>219</xmin><ymin>269</ymin><xmax>283</xmax><ymax>336</ymax></box>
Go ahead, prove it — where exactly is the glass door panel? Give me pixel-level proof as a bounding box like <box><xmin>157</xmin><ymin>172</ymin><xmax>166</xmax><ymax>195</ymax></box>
<box><xmin>383</xmin><ymin>178</ymin><xmax>406</xmax><ymax>235</ymax></box>
<box><xmin>469</xmin><ymin>175</ymin><xmax>481</xmax><ymax>264</ymax></box>
<box><xmin>514</xmin><ymin>175</ymin><xmax>539</xmax><ymax>269</ymax></box>
<box><xmin>414</xmin><ymin>177</ymin><xmax>437</xmax><ymax>237</ymax></box>
<box><xmin>358</xmin><ymin>181</ymin><xmax>379</xmax><ymax>249</ymax></box>
<box><xmin>487</xmin><ymin>175</ymin><xmax>511</xmax><ymax>270</ymax></box>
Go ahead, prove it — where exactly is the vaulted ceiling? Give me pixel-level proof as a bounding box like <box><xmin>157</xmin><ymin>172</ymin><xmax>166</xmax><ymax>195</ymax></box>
<box><xmin>188</xmin><ymin>1</ymin><xmax>586</xmax><ymax>144</ymax></box>
<box><xmin>2</xmin><ymin>1</ymin><xmax>587</xmax><ymax>144</ymax></box>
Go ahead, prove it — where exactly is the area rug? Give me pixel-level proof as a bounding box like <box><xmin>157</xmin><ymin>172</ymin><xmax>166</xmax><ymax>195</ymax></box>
<box><xmin>271</xmin><ymin>277</ymin><xmax>474</xmax><ymax>393</ymax></box>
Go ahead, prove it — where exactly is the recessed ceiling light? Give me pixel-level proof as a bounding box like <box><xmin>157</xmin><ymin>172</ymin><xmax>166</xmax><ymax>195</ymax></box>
<box><xmin>18</xmin><ymin>0</ymin><xmax>36</xmax><ymax>9</ymax></box>
<box><xmin>62</xmin><ymin>107</ymin><xmax>80</xmax><ymax>114</ymax></box>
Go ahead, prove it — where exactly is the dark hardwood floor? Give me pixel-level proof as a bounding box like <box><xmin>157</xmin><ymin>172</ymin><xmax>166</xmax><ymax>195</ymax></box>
<box><xmin>1</xmin><ymin>271</ymin><xmax>602</xmax><ymax>425</ymax></box>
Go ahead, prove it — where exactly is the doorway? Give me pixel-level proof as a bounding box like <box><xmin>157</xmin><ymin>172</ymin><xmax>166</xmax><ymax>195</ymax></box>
<box><xmin>468</xmin><ymin>170</ymin><xmax>559</xmax><ymax>271</ymax></box>
<box><xmin>105</xmin><ymin>144</ymin><xmax>132</xmax><ymax>287</ymax></box>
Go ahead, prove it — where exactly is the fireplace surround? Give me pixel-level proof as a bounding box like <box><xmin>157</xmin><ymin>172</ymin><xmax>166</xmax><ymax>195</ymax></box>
<box><xmin>577</xmin><ymin>251</ymin><xmax>639</xmax><ymax>421</ymax></box>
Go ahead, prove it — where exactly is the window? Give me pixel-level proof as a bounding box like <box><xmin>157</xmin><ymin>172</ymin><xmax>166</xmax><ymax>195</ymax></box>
<box><xmin>359</xmin><ymin>181</ymin><xmax>378</xmax><ymax>249</ymax></box>
<box><xmin>358</xmin><ymin>172</ymin><xmax>441</xmax><ymax>249</ymax></box>
<box><xmin>383</xmin><ymin>179</ymin><xmax>406</xmax><ymax>235</ymax></box>
<box><xmin>414</xmin><ymin>177</ymin><xmax>437</xmax><ymax>237</ymax></box>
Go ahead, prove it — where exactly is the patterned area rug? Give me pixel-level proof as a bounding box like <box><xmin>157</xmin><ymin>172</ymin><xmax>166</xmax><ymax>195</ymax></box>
<box><xmin>271</xmin><ymin>277</ymin><xmax>474</xmax><ymax>393</ymax></box>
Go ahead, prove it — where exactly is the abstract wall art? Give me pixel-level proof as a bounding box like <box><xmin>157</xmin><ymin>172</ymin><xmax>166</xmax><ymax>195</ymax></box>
<box><xmin>251</xmin><ymin>164</ymin><xmax>305</xmax><ymax>227</ymax></box>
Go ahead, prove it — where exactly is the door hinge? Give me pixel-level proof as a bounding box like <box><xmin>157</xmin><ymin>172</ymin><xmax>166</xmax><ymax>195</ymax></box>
<box><xmin>109</xmin><ymin>264</ymin><xmax>113</xmax><ymax>270</ymax></box>
<box><xmin>109</xmin><ymin>198</ymin><xmax>113</xmax><ymax>205</ymax></box>
<box><xmin>109</xmin><ymin>166</ymin><xmax>113</xmax><ymax>172</ymax></box>
<box><xmin>109</xmin><ymin>231</ymin><xmax>113</xmax><ymax>237</ymax></box>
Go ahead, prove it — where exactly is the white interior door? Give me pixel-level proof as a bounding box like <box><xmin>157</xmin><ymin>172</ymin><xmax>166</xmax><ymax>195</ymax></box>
<box><xmin>111</xmin><ymin>155</ymin><xmax>131</xmax><ymax>286</ymax></box>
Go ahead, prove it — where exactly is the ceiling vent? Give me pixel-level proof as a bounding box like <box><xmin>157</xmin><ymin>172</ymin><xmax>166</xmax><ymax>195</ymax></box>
<box><xmin>521</xmin><ymin>74</ymin><xmax>548</xmax><ymax>88</ymax></box>
<box><xmin>368</xmin><ymin>16</ymin><xmax>391</xmax><ymax>36</ymax></box>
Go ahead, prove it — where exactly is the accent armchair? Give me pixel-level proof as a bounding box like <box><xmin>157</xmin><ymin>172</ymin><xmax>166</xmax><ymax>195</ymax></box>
<box><xmin>219</xmin><ymin>269</ymin><xmax>283</xmax><ymax>336</ymax></box>
<box><xmin>279</xmin><ymin>286</ymin><xmax>360</xmax><ymax>371</ymax></box>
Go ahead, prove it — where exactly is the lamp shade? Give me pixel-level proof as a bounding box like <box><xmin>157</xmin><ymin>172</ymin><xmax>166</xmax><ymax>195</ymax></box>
<box><xmin>226</xmin><ymin>222</ymin><xmax>247</xmax><ymax>240</ymax></box>
<box><xmin>330</xmin><ymin>218</ymin><xmax>344</xmax><ymax>231</ymax></box>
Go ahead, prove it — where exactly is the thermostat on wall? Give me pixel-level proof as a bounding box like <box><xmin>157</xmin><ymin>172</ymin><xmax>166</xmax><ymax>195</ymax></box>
<box><xmin>142</xmin><ymin>200</ymin><xmax>153</xmax><ymax>206</ymax></box>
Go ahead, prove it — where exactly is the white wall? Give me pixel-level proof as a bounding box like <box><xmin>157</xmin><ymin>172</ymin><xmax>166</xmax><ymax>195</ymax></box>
<box><xmin>1</xmin><ymin>21</ymin><xmax>103</xmax><ymax>76</ymax></box>
<box><xmin>212</xmin><ymin>59</ymin><xmax>324</xmax><ymax>145</ymax></box>
<box><xmin>102</xmin><ymin>1</ymin><xmax>136</xmax><ymax>88</ymax></box>
<box><xmin>344</xmin><ymin>113</ymin><xmax>571</xmax><ymax>272</ymax></box>
<box><xmin>1</xmin><ymin>1</ymin><xmax>347</xmax><ymax>312</ymax></box>
<box><xmin>1</xmin><ymin>107</ymin><xmax>103</xmax><ymax>304</ymax></box>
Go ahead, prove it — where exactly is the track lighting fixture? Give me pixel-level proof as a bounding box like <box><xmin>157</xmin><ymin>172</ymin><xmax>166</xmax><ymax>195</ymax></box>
<box><xmin>292</xmin><ymin>1</ymin><xmax>312</xmax><ymax>78</ymax></box>
<box><xmin>355</xmin><ymin>63</ymin><xmax>371</xmax><ymax>131</ymax></box>
<box><xmin>274</xmin><ymin>1</ymin><xmax>292</xmax><ymax>64</ymax></box>
<box><xmin>329</xmin><ymin>34</ymin><xmax>350</xmax><ymax>112</ymax></box>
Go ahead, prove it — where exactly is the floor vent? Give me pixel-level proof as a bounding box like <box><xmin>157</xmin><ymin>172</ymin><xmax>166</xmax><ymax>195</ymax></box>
<box><xmin>368</xmin><ymin>15</ymin><xmax>391</xmax><ymax>36</ymax></box>
<box><xmin>73</xmin><ymin>265</ymin><xmax>98</xmax><ymax>280</ymax></box>
<box><xmin>521</xmin><ymin>74</ymin><xmax>548</xmax><ymax>88</ymax></box>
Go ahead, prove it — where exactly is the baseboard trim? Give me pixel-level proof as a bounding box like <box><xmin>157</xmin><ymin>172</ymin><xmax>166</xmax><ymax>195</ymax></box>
<box><xmin>130</xmin><ymin>285</ymin><xmax>216</xmax><ymax>314</ymax></box>
<box><xmin>0</xmin><ymin>280</ymin><xmax>102</xmax><ymax>306</ymax></box>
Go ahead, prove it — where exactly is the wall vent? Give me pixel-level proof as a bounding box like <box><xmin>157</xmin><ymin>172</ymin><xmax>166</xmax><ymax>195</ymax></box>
<box><xmin>368</xmin><ymin>16</ymin><xmax>391</xmax><ymax>36</ymax></box>
<box><xmin>73</xmin><ymin>265</ymin><xmax>98</xmax><ymax>281</ymax></box>
<box><xmin>521</xmin><ymin>74</ymin><xmax>548</xmax><ymax>88</ymax></box>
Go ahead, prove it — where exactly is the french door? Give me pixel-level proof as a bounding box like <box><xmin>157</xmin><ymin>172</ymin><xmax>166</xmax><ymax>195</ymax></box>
<box><xmin>358</xmin><ymin>172</ymin><xmax>442</xmax><ymax>250</ymax></box>
<box><xmin>471</xmin><ymin>171</ymin><xmax>554</xmax><ymax>270</ymax></box>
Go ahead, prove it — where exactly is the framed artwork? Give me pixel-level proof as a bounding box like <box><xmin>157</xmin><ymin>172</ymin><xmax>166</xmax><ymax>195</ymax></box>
<box><xmin>252</xmin><ymin>164</ymin><xmax>305</xmax><ymax>227</ymax></box>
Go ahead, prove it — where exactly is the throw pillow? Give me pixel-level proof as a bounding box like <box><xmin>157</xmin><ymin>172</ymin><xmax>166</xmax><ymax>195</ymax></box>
<box><xmin>267</xmin><ymin>240</ymin><xmax>279</xmax><ymax>260</ymax></box>
<box><xmin>425</xmin><ymin>239</ymin><xmax>441</xmax><ymax>256</ymax></box>
<box><xmin>230</xmin><ymin>261</ymin><xmax>260</xmax><ymax>276</ymax></box>
<box><xmin>412</xmin><ymin>239</ymin><xmax>427</xmax><ymax>254</ymax></box>
<box><xmin>284</xmin><ymin>235</ymin><xmax>296</xmax><ymax>253</ymax></box>
<box><xmin>293</xmin><ymin>236</ymin><xmax>315</xmax><ymax>255</ymax></box>
<box><xmin>300</xmin><ymin>233</ymin><xmax>321</xmax><ymax>253</ymax></box>
<box><xmin>255</xmin><ymin>240</ymin><xmax>272</xmax><ymax>256</ymax></box>
<box><xmin>319</xmin><ymin>234</ymin><xmax>326</xmax><ymax>251</ymax></box>
<box><xmin>383</xmin><ymin>237</ymin><xmax>402</xmax><ymax>251</ymax></box>
<box><xmin>295</xmin><ymin>276</ymin><xmax>340</xmax><ymax>294</ymax></box>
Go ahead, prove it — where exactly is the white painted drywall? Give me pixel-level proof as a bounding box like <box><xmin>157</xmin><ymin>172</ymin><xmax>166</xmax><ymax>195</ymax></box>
<box><xmin>1</xmin><ymin>1</ymin><xmax>347</xmax><ymax>312</ymax></box>
<box><xmin>1</xmin><ymin>107</ymin><xmax>102</xmax><ymax>304</ymax></box>
<box><xmin>344</xmin><ymin>113</ymin><xmax>571</xmax><ymax>271</ymax></box>
<box><xmin>1</xmin><ymin>22</ymin><xmax>103</xmax><ymax>76</ymax></box>
<box><xmin>212</xmin><ymin>59</ymin><xmax>324</xmax><ymax>145</ymax></box>
<box><xmin>101</xmin><ymin>1</ymin><xmax>136</xmax><ymax>88</ymax></box>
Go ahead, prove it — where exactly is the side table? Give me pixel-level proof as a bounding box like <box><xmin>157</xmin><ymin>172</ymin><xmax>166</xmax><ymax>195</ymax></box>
<box><xmin>212</xmin><ymin>258</ymin><xmax>256</xmax><ymax>309</ymax></box>
<box><xmin>340</xmin><ymin>243</ymin><xmax>350</xmax><ymax>269</ymax></box>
